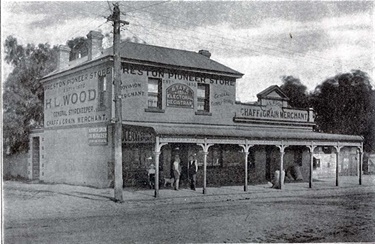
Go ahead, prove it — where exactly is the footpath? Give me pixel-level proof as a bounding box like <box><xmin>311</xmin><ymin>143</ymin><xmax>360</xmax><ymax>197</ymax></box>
<box><xmin>3</xmin><ymin>175</ymin><xmax>375</xmax><ymax>222</ymax></box>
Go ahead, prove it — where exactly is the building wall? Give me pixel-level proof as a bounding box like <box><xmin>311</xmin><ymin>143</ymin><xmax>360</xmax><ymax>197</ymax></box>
<box><xmin>42</xmin><ymin>125</ymin><xmax>112</xmax><ymax>187</ymax></box>
<box><xmin>250</xmin><ymin>146</ymin><xmax>267</xmax><ymax>183</ymax></box>
<box><xmin>39</xmin><ymin>57</ymin><xmax>353</xmax><ymax>189</ymax></box>
<box><xmin>313</xmin><ymin>147</ymin><xmax>359</xmax><ymax>179</ymax></box>
<box><xmin>120</xmin><ymin>143</ymin><xmax>280</xmax><ymax>187</ymax></box>
<box><xmin>43</xmin><ymin>63</ymin><xmax>112</xmax><ymax>129</ymax></box>
<box><xmin>42</xmin><ymin>61</ymin><xmax>114</xmax><ymax>187</ymax></box>
<box><xmin>120</xmin><ymin>64</ymin><xmax>237</xmax><ymax>125</ymax></box>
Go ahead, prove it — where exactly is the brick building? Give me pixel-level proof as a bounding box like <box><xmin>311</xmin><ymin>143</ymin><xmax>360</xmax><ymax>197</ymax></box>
<box><xmin>29</xmin><ymin>31</ymin><xmax>364</xmax><ymax>195</ymax></box>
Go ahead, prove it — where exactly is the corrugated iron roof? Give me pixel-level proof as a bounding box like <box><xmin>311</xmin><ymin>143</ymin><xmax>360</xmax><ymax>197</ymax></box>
<box><xmin>123</xmin><ymin>123</ymin><xmax>363</xmax><ymax>143</ymax></box>
<box><xmin>42</xmin><ymin>42</ymin><xmax>244</xmax><ymax>80</ymax></box>
<box><xmin>102</xmin><ymin>42</ymin><xmax>243</xmax><ymax>77</ymax></box>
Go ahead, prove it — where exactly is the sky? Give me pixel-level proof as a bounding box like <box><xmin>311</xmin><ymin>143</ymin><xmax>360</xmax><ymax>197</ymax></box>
<box><xmin>2</xmin><ymin>1</ymin><xmax>374</xmax><ymax>102</ymax></box>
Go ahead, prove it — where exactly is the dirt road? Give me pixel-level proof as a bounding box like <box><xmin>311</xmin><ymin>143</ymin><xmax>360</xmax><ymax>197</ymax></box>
<box><xmin>4</xmin><ymin>176</ymin><xmax>375</xmax><ymax>243</ymax></box>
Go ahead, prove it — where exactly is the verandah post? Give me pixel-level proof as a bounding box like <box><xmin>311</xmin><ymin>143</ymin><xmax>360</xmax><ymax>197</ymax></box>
<box><xmin>308</xmin><ymin>143</ymin><xmax>316</xmax><ymax>188</ymax></box>
<box><xmin>239</xmin><ymin>141</ymin><xmax>253</xmax><ymax>192</ymax></box>
<box><xmin>197</xmin><ymin>139</ymin><xmax>213</xmax><ymax>195</ymax></box>
<box><xmin>154</xmin><ymin>136</ymin><xmax>167</xmax><ymax>198</ymax></box>
<box><xmin>334</xmin><ymin>145</ymin><xmax>342</xmax><ymax>187</ymax></box>
<box><xmin>359</xmin><ymin>144</ymin><xmax>363</xmax><ymax>185</ymax></box>
<box><xmin>276</xmin><ymin>143</ymin><xmax>287</xmax><ymax>190</ymax></box>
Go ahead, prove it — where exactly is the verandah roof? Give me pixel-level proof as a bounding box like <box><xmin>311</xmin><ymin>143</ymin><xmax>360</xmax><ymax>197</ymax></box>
<box><xmin>123</xmin><ymin>123</ymin><xmax>363</xmax><ymax>146</ymax></box>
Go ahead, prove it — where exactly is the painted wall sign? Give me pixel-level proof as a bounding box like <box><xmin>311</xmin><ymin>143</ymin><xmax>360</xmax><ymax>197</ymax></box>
<box><xmin>88</xmin><ymin>126</ymin><xmax>108</xmax><ymax>145</ymax></box>
<box><xmin>120</xmin><ymin>82</ymin><xmax>145</xmax><ymax>99</ymax></box>
<box><xmin>44</xmin><ymin>67</ymin><xmax>111</xmax><ymax>128</ymax></box>
<box><xmin>166</xmin><ymin>83</ymin><xmax>194</xmax><ymax>108</ymax></box>
<box><xmin>238</xmin><ymin>105</ymin><xmax>309</xmax><ymax>122</ymax></box>
<box><xmin>263</xmin><ymin>99</ymin><xmax>283</xmax><ymax>107</ymax></box>
<box><xmin>123</xmin><ymin>126</ymin><xmax>155</xmax><ymax>144</ymax></box>
<box><xmin>211</xmin><ymin>91</ymin><xmax>234</xmax><ymax>106</ymax></box>
<box><xmin>122</xmin><ymin>64</ymin><xmax>235</xmax><ymax>86</ymax></box>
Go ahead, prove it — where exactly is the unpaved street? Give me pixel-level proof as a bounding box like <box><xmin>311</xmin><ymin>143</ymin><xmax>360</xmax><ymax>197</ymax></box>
<box><xmin>4</xmin><ymin>176</ymin><xmax>375</xmax><ymax>243</ymax></box>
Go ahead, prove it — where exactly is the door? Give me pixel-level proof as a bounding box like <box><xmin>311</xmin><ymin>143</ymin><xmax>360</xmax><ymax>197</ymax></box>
<box><xmin>265</xmin><ymin>146</ymin><xmax>272</xmax><ymax>181</ymax></box>
<box><xmin>32</xmin><ymin>137</ymin><xmax>40</xmax><ymax>180</ymax></box>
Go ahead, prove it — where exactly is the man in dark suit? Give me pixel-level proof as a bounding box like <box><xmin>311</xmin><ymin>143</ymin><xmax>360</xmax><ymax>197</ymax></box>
<box><xmin>188</xmin><ymin>154</ymin><xmax>198</xmax><ymax>190</ymax></box>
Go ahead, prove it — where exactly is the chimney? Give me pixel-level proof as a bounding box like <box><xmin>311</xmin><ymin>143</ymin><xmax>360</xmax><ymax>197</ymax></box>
<box><xmin>57</xmin><ymin>45</ymin><xmax>71</xmax><ymax>70</ymax></box>
<box><xmin>87</xmin><ymin>30</ymin><xmax>104</xmax><ymax>60</ymax></box>
<box><xmin>198</xmin><ymin>49</ymin><xmax>211</xmax><ymax>58</ymax></box>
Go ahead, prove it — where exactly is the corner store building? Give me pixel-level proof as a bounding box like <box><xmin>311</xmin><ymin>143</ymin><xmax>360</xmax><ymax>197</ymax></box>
<box><xmin>30</xmin><ymin>31</ymin><xmax>363</xmax><ymax>195</ymax></box>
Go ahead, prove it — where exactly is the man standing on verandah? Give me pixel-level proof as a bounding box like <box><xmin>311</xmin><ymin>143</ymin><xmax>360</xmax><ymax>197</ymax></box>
<box><xmin>188</xmin><ymin>154</ymin><xmax>198</xmax><ymax>191</ymax></box>
<box><xmin>173</xmin><ymin>154</ymin><xmax>181</xmax><ymax>190</ymax></box>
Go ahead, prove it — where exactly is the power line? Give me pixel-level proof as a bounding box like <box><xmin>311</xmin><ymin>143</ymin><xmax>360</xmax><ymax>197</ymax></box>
<box><xmin>118</xmin><ymin>1</ymin><xmax>171</xmax><ymax>14</ymax></box>
<box><xmin>124</xmin><ymin>14</ymin><xmax>336</xmax><ymax>66</ymax></box>
<box><xmin>126</xmin><ymin>8</ymin><xmax>334</xmax><ymax>63</ymax></box>
<box><xmin>64</xmin><ymin>6</ymin><xmax>111</xmax><ymax>43</ymax></box>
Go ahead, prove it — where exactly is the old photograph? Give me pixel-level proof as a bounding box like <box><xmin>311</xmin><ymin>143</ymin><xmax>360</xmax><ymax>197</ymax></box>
<box><xmin>2</xmin><ymin>1</ymin><xmax>375</xmax><ymax>243</ymax></box>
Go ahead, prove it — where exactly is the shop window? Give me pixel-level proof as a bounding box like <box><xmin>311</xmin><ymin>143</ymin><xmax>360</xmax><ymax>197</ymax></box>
<box><xmin>147</xmin><ymin>78</ymin><xmax>162</xmax><ymax>109</ymax></box>
<box><xmin>313</xmin><ymin>157</ymin><xmax>320</xmax><ymax>170</ymax></box>
<box><xmin>98</xmin><ymin>75</ymin><xmax>107</xmax><ymax>109</ymax></box>
<box><xmin>248</xmin><ymin>151</ymin><xmax>255</xmax><ymax>169</ymax></box>
<box><xmin>196</xmin><ymin>84</ymin><xmax>210</xmax><ymax>113</ymax></box>
<box><xmin>208</xmin><ymin>145</ymin><xmax>222</xmax><ymax>167</ymax></box>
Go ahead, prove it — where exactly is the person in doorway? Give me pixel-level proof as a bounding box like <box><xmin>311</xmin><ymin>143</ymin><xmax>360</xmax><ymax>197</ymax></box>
<box><xmin>173</xmin><ymin>154</ymin><xmax>181</xmax><ymax>190</ymax></box>
<box><xmin>147</xmin><ymin>163</ymin><xmax>156</xmax><ymax>189</ymax></box>
<box><xmin>188</xmin><ymin>154</ymin><xmax>198</xmax><ymax>190</ymax></box>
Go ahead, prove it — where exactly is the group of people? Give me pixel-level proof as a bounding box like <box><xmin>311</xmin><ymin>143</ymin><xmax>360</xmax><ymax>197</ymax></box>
<box><xmin>173</xmin><ymin>154</ymin><xmax>198</xmax><ymax>191</ymax></box>
<box><xmin>148</xmin><ymin>154</ymin><xmax>198</xmax><ymax>191</ymax></box>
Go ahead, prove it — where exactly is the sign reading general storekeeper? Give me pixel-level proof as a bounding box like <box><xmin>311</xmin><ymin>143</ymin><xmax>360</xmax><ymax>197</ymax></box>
<box><xmin>166</xmin><ymin>83</ymin><xmax>194</xmax><ymax>108</ymax></box>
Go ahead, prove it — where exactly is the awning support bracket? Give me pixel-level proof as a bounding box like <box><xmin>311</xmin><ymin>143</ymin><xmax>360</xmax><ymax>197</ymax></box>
<box><xmin>197</xmin><ymin>138</ymin><xmax>214</xmax><ymax>195</ymax></box>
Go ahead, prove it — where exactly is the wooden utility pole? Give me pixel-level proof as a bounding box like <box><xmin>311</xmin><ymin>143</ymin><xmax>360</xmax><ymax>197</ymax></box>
<box><xmin>108</xmin><ymin>3</ymin><xmax>128</xmax><ymax>202</ymax></box>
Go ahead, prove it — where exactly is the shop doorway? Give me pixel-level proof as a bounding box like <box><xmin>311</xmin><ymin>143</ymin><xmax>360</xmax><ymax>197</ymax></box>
<box><xmin>170</xmin><ymin>144</ymin><xmax>189</xmax><ymax>183</ymax></box>
<box><xmin>32</xmin><ymin>137</ymin><xmax>40</xmax><ymax>180</ymax></box>
<box><xmin>169</xmin><ymin>144</ymin><xmax>200</xmax><ymax>187</ymax></box>
<box><xmin>265</xmin><ymin>145</ymin><xmax>279</xmax><ymax>182</ymax></box>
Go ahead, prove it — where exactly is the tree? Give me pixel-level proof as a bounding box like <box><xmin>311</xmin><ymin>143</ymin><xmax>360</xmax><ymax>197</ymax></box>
<box><xmin>311</xmin><ymin>70</ymin><xmax>375</xmax><ymax>152</ymax></box>
<box><xmin>3</xmin><ymin>33</ymin><xmax>141</xmax><ymax>154</ymax></box>
<box><xmin>279</xmin><ymin>75</ymin><xmax>310</xmax><ymax>109</ymax></box>
<box><xmin>3</xmin><ymin>36</ymin><xmax>58</xmax><ymax>154</ymax></box>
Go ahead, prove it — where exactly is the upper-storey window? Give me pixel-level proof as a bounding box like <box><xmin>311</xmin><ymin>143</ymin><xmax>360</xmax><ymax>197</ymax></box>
<box><xmin>197</xmin><ymin>83</ymin><xmax>210</xmax><ymax>112</ymax></box>
<box><xmin>98</xmin><ymin>75</ymin><xmax>107</xmax><ymax>109</ymax></box>
<box><xmin>148</xmin><ymin>78</ymin><xmax>162</xmax><ymax>109</ymax></box>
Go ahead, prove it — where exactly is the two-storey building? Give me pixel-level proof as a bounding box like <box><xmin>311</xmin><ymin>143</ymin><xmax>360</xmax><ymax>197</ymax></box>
<box><xmin>31</xmin><ymin>31</ymin><xmax>364</xmax><ymax>195</ymax></box>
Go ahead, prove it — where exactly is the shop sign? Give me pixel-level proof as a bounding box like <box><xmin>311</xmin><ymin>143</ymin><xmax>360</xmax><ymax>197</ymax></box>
<box><xmin>238</xmin><ymin>105</ymin><xmax>309</xmax><ymax>122</ymax></box>
<box><xmin>123</xmin><ymin>126</ymin><xmax>155</xmax><ymax>144</ymax></box>
<box><xmin>166</xmin><ymin>83</ymin><xmax>194</xmax><ymax>108</ymax></box>
<box><xmin>44</xmin><ymin>66</ymin><xmax>111</xmax><ymax>128</ymax></box>
<box><xmin>88</xmin><ymin>126</ymin><xmax>108</xmax><ymax>145</ymax></box>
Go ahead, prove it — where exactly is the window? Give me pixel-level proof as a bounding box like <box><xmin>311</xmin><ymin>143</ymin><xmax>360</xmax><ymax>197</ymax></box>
<box><xmin>248</xmin><ymin>150</ymin><xmax>255</xmax><ymax>169</ymax></box>
<box><xmin>197</xmin><ymin>84</ymin><xmax>210</xmax><ymax>112</ymax></box>
<box><xmin>98</xmin><ymin>75</ymin><xmax>107</xmax><ymax>109</ymax></box>
<box><xmin>148</xmin><ymin>78</ymin><xmax>162</xmax><ymax>109</ymax></box>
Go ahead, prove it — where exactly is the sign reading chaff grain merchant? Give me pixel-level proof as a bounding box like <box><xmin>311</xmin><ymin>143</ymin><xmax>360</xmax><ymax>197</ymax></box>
<box><xmin>238</xmin><ymin>105</ymin><xmax>309</xmax><ymax>122</ymax></box>
<box><xmin>166</xmin><ymin>83</ymin><xmax>194</xmax><ymax>108</ymax></box>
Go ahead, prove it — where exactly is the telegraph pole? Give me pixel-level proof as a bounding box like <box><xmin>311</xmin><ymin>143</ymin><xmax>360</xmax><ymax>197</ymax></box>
<box><xmin>108</xmin><ymin>3</ymin><xmax>128</xmax><ymax>202</ymax></box>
